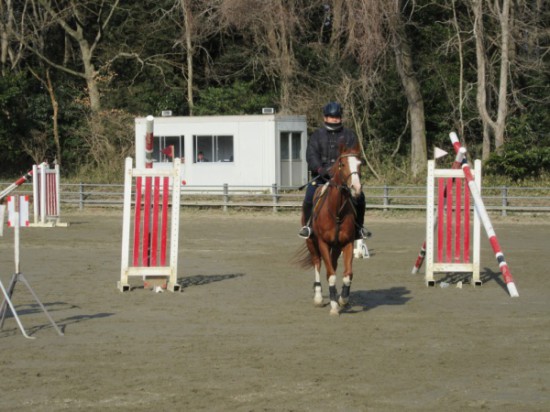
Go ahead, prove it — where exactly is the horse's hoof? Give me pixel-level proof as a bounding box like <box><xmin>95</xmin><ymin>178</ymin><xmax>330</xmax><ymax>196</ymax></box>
<box><xmin>329</xmin><ymin>308</ymin><xmax>340</xmax><ymax>316</ymax></box>
<box><xmin>313</xmin><ymin>299</ymin><xmax>324</xmax><ymax>307</ymax></box>
<box><xmin>338</xmin><ymin>297</ymin><xmax>349</xmax><ymax>307</ymax></box>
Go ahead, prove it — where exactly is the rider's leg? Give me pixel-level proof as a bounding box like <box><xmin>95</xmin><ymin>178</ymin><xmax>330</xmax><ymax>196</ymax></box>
<box><xmin>298</xmin><ymin>201</ymin><xmax>313</xmax><ymax>238</ymax></box>
<box><xmin>298</xmin><ymin>183</ymin><xmax>317</xmax><ymax>238</ymax></box>
<box><xmin>352</xmin><ymin>192</ymin><xmax>370</xmax><ymax>239</ymax></box>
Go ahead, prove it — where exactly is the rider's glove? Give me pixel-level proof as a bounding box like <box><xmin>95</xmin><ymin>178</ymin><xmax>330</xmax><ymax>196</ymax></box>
<box><xmin>317</xmin><ymin>166</ymin><xmax>330</xmax><ymax>178</ymax></box>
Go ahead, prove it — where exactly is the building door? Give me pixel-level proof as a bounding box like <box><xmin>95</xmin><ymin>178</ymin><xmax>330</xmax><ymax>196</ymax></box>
<box><xmin>280</xmin><ymin>131</ymin><xmax>303</xmax><ymax>187</ymax></box>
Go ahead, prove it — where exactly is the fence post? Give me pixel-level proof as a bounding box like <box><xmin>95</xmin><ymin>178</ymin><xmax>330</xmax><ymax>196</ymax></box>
<box><xmin>383</xmin><ymin>185</ymin><xmax>389</xmax><ymax>211</ymax></box>
<box><xmin>272</xmin><ymin>183</ymin><xmax>279</xmax><ymax>213</ymax></box>
<box><xmin>501</xmin><ymin>186</ymin><xmax>508</xmax><ymax>217</ymax></box>
<box><xmin>79</xmin><ymin>182</ymin><xmax>84</xmax><ymax>210</ymax></box>
<box><xmin>223</xmin><ymin>183</ymin><xmax>229</xmax><ymax>212</ymax></box>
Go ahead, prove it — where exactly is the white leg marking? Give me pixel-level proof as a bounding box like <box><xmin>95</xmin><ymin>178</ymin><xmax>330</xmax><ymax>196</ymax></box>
<box><xmin>313</xmin><ymin>266</ymin><xmax>323</xmax><ymax>306</ymax></box>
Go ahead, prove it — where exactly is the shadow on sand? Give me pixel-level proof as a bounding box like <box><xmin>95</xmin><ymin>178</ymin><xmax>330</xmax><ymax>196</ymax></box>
<box><xmin>342</xmin><ymin>286</ymin><xmax>412</xmax><ymax>314</ymax></box>
<box><xmin>178</xmin><ymin>273</ymin><xmax>245</xmax><ymax>289</ymax></box>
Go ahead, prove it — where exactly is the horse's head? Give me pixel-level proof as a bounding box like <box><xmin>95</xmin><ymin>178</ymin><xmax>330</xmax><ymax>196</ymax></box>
<box><xmin>331</xmin><ymin>142</ymin><xmax>363</xmax><ymax>198</ymax></box>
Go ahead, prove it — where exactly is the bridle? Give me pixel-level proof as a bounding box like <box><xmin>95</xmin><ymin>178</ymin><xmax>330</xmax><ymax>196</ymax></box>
<box><xmin>334</xmin><ymin>152</ymin><xmax>361</xmax><ymax>191</ymax></box>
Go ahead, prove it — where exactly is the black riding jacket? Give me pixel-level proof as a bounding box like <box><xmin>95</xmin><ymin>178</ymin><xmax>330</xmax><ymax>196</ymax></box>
<box><xmin>306</xmin><ymin>126</ymin><xmax>358</xmax><ymax>177</ymax></box>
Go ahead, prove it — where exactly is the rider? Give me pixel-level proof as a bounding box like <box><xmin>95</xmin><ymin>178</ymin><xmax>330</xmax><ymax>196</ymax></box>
<box><xmin>298</xmin><ymin>101</ymin><xmax>368</xmax><ymax>239</ymax></box>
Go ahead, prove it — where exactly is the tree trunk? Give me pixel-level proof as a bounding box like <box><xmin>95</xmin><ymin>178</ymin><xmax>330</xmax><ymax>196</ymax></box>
<box><xmin>392</xmin><ymin>12</ymin><xmax>427</xmax><ymax>177</ymax></box>
<box><xmin>180</xmin><ymin>0</ymin><xmax>194</xmax><ymax>115</ymax></box>
<box><xmin>494</xmin><ymin>0</ymin><xmax>511</xmax><ymax>150</ymax></box>
<box><xmin>472</xmin><ymin>0</ymin><xmax>511</xmax><ymax>157</ymax></box>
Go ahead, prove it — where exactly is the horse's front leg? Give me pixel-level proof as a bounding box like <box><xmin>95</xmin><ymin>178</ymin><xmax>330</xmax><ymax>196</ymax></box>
<box><xmin>338</xmin><ymin>243</ymin><xmax>354</xmax><ymax>308</ymax></box>
<box><xmin>318</xmin><ymin>241</ymin><xmax>339</xmax><ymax>315</ymax></box>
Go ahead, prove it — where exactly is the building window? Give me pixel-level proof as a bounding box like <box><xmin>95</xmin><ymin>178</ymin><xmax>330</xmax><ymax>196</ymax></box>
<box><xmin>153</xmin><ymin>135</ymin><xmax>184</xmax><ymax>162</ymax></box>
<box><xmin>193</xmin><ymin>135</ymin><xmax>234</xmax><ymax>162</ymax></box>
<box><xmin>280</xmin><ymin>132</ymin><xmax>302</xmax><ymax>160</ymax></box>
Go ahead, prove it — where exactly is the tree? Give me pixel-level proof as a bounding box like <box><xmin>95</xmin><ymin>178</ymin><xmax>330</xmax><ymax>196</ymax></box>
<box><xmin>220</xmin><ymin>0</ymin><xmax>300</xmax><ymax>112</ymax></box>
<box><xmin>472</xmin><ymin>0</ymin><xmax>512</xmax><ymax>158</ymax></box>
<box><xmin>25</xmin><ymin>0</ymin><xmax>121</xmax><ymax>113</ymax></box>
<box><xmin>386</xmin><ymin>1</ymin><xmax>427</xmax><ymax>177</ymax></box>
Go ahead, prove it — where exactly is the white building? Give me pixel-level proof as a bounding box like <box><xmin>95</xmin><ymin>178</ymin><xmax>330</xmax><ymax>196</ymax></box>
<box><xmin>135</xmin><ymin>114</ymin><xmax>308</xmax><ymax>187</ymax></box>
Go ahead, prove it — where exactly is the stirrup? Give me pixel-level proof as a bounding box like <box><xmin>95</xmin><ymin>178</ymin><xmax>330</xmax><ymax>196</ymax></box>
<box><xmin>355</xmin><ymin>227</ymin><xmax>372</xmax><ymax>240</ymax></box>
<box><xmin>298</xmin><ymin>226</ymin><xmax>312</xmax><ymax>239</ymax></box>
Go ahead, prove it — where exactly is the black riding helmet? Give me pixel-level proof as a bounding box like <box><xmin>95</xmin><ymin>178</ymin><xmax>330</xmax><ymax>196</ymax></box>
<box><xmin>323</xmin><ymin>102</ymin><xmax>342</xmax><ymax>118</ymax></box>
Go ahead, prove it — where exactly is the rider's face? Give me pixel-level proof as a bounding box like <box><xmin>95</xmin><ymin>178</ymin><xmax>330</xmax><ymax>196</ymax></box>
<box><xmin>324</xmin><ymin>115</ymin><xmax>341</xmax><ymax>124</ymax></box>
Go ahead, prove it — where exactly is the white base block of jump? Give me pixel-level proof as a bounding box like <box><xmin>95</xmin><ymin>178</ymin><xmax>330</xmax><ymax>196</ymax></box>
<box><xmin>29</xmin><ymin>218</ymin><xmax>69</xmax><ymax>228</ymax></box>
<box><xmin>353</xmin><ymin>239</ymin><xmax>370</xmax><ymax>259</ymax></box>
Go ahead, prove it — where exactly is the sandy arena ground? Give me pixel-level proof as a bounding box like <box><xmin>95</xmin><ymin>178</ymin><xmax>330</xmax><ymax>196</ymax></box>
<box><xmin>0</xmin><ymin>209</ymin><xmax>549</xmax><ymax>411</ymax></box>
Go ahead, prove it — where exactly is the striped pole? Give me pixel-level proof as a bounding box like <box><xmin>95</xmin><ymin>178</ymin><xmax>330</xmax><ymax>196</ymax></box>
<box><xmin>449</xmin><ymin>132</ymin><xmax>519</xmax><ymax>297</ymax></box>
<box><xmin>0</xmin><ymin>169</ymin><xmax>33</xmax><ymax>202</ymax></box>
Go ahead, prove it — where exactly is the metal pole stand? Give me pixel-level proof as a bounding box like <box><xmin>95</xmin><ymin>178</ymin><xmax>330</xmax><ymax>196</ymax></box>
<box><xmin>0</xmin><ymin>197</ymin><xmax>64</xmax><ymax>339</ymax></box>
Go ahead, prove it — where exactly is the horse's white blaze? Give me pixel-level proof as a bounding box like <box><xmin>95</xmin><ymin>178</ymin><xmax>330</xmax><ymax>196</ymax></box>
<box><xmin>347</xmin><ymin>156</ymin><xmax>362</xmax><ymax>196</ymax></box>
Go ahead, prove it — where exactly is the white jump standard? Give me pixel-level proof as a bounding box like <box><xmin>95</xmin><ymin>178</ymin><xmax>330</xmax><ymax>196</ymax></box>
<box><xmin>118</xmin><ymin>157</ymin><xmax>182</xmax><ymax>292</ymax></box>
<box><xmin>30</xmin><ymin>162</ymin><xmax>68</xmax><ymax>227</ymax></box>
<box><xmin>424</xmin><ymin>158</ymin><xmax>481</xmax><ymax>287</ymax></box>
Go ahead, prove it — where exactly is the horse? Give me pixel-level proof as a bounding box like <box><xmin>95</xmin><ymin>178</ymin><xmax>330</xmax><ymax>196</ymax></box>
<box><xmin>297</xmin><ymin>142</ymin><xmax>363</xmax><ymax>315</ymax></box>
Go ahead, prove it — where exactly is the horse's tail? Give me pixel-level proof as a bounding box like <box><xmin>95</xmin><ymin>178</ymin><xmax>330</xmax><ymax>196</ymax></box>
<box><xmin>291</xmin><ymin>243</ymin><xmax>314</xmax><ymax>270</ymax></box>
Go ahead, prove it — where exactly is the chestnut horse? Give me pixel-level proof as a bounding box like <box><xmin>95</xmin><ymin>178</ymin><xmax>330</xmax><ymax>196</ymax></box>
<box><xmin>298</xmin><ymin>142</ymin><xmax>363</xmax><ymax>315</ymax></box>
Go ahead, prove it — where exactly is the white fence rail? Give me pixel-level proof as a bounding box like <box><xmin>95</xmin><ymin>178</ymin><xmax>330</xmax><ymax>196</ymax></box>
<box><xmin>2</xmin><ymin>182</ymin><xmax>550</xmax><ymax>216</ymax></box>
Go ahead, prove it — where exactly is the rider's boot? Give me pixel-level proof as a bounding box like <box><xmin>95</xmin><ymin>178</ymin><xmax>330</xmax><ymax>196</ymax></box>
<box><xmin>354</xmin><ymin>196</ymin><xmax>371</xmax><ymax>240</ymax></box>
<box><xmin>298</xmin><ymin>202</ymin><xmax>313</xmax><ymax>239</ymax></box>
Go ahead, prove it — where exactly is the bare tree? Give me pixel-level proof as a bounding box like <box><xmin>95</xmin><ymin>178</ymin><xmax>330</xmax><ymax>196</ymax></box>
<box><xmin>1</xmin><ymin>0</ymin><xmax>28</xmax><ymax>74</ymax></box>
<box><xmin>23</xmin><ymin>0</ymin><xmax>121</xmax><ymax>113</ymax></box>
<box><xmin>169</xmin><ymin>0</ymin><xmax>221</xmax><ymax>115</ymax></box>
<box><xmin>472</xmin><ymin>0</ymin><xmax>512</xmax><ymax>157</ymax></box>
<box><xmin>386</xmin><ymin>1</ymin><xmax>427</xmax><ymax>177</ymax></box>
<box><xmin>28</xmin><ymin>67</ymin><xmax>61</xmax><ymax>164</ymax></box>
<box><xmin>220</xmin><ymin>0</ymin><xmax>300</xmax><ymax>112</ymax></box>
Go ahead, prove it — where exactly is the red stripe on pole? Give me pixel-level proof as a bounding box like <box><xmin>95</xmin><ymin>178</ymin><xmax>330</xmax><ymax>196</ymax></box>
<box><xmin>455</xmin><ymin>178</ymin><xmax>461</xmax><ymax>262</ymax></box>
<box><xmin>437</xmin><ymin>178</ymin><xmax>444</xmax><ymax>262</ymax></box>
<box><xmin>489</xmin><ymin>236</ymin><xmax>500</xmax><ymax>254</ymax></box>
<box><xmin>151</xmin><ymin>177</ymin><xmax>160</xmax><ymax>266</ymax></box>
<box><xmin>133</xmin><ymin>177</ymin><xmax>142</xmax><ymax>266</ymax></box>
<box><xmin>446</xmin><ymin>178</ymin><xmax>452</xmax><ymax>262</ymax></box>
<box><xmin>413</xmin><ymin>242</ymin><xmax>426</xmax><ymax>272</ymax></box>
<box><xmin>143</xmin><ymin>177</ymin><xmax>152</xmax><ymax>266</ymax></box>
<box><xmin>161</xmin><ymin>177</ymin><xmax>169</xmax><ymax>266</ymax></box>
